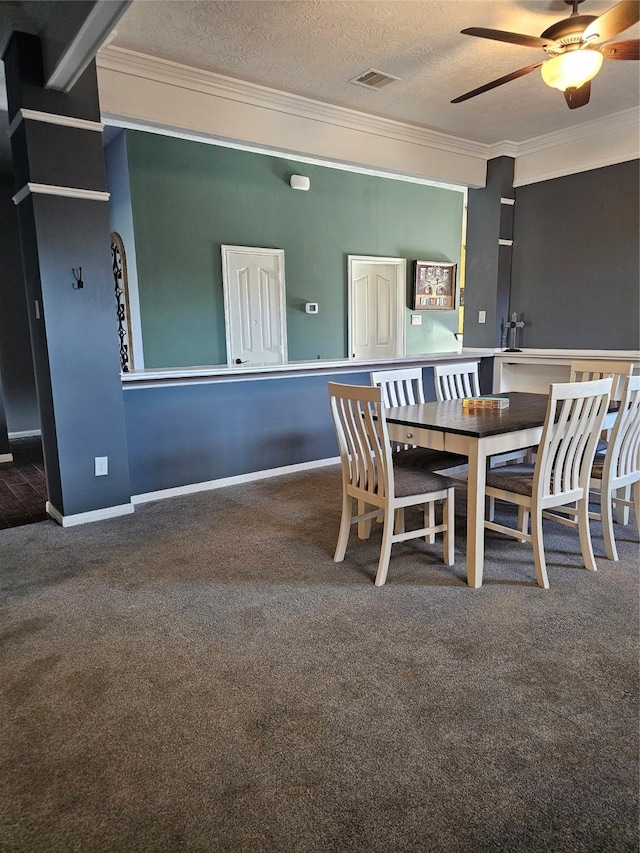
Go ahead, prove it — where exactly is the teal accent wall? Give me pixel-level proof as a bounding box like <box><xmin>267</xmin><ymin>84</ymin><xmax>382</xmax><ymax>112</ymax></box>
<box><xmin>125</xmin><ymin>131</ymin><xmax>465</xmax><ymax>368</ymax></box>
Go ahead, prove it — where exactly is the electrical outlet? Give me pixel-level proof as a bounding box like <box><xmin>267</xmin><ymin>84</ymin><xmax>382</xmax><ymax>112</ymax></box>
<box><xmin>478</xmin><ymin>310</ymin><xmax>486</xmax><ymax>324</ymax></box>
<box><xmin>95</xmin><ymin>456</ymin><xmax>108</xmax><ymax>476</ymax></box>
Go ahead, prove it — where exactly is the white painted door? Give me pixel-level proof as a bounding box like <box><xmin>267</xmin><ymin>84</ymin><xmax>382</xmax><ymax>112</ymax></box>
<box><xmin>222</xmin><ymin>246</ymin><xmax>288</xmax><ymax>366</ymax></box>
<box><xmin>348</xmin><ymin>256</ymin><xmax>406</xmax><ymax>360</ymax></box>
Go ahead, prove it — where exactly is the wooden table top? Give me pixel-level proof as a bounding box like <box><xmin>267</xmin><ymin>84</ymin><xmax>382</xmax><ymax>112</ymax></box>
<box><xmin>385</xmin><ymin>392</ymin><xmax>550</xmax><ymax>438</ymax></box>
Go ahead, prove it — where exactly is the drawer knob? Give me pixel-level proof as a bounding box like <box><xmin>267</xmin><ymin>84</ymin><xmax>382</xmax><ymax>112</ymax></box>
<box><xmin>405</xmin><ymin>432</ymin><xmax>413</xmax><ymax>439</ymax></box>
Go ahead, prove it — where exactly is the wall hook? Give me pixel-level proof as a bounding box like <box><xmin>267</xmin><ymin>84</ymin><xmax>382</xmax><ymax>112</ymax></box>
<box><xmin>72</xmin><ymin>267</ymin><xmax>84</xmax><ymax>289</ymax></box>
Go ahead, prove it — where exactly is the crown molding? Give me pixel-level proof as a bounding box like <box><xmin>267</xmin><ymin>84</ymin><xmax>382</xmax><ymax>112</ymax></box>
<box><xmin>97</xmin><ymin>46</ymin><xmax>489</xmax><ymax>161</ymax></box>
<box><xmin>97</xmin><ymin>45</ymin><xmax>639</xmax><ymax>181</ymax></box>
<box><xmin>516</xmin><ymin>107</ymin><xmax>640</xmax><ymax>157</ymax></box>
<box><xmin>468</xmin><ymin>108</ymin><xmax>639</xmax><ymax>162</ymax></box>
<box><xmin>513</xmin><ymin>106</ymin><xmax>639</xmax><ymax>186</ymax></box>
<box><xmin>485</xmin><ymin>141</ymin><xmax>519</xmax><ymax>159</ymax></box>
<box><xmin>514</xmin><ymin>151</ymin><xmax>640</xmax><ymax>187</ymax></box>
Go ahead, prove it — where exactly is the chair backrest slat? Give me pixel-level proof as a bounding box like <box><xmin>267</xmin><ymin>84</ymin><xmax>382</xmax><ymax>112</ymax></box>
<box><xmin>433</xmin><ymin>361</ymin><xmax>481</xmax><ymax>401</ymax></box>
<box><xmin>535</xmin><ymin>378</ymin><xmax>612</xmax><ymax>503</ymax></box>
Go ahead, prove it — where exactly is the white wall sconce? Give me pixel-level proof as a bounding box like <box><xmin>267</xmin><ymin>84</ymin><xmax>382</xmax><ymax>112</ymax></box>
<box><xmin>290</xmin><ymin>175</ymin><xmax>310</xmax><ymax>191</ymax></box>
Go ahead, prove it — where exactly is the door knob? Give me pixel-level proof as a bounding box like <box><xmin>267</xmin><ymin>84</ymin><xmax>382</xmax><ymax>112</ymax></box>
<box><xmin>235</xmin><ymin>358</ymin><xmax>248</xmax><ymax>364</ymax></box>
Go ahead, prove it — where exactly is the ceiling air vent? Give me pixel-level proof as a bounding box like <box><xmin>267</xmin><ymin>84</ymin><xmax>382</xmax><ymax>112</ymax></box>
<box><xmin>349</xmin><ymin>68</ymin><xmax>400</xmax><ymax>90</ymax></box>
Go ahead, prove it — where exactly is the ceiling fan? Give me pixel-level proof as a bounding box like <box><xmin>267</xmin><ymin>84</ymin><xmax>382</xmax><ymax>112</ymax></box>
<box><xmin>451</xmin><ymin>0</ymin><xmax>640</xmax><ymax>109</ymax></box>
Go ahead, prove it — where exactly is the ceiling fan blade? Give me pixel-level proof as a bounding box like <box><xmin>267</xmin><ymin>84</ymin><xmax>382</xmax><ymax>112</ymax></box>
<box><xmin>583</xmin><ymin>0</ymin><xmax>640</xmax><ymax>43</ymax></box>
<box><xmin>451</xmin><ymin>63</ymin><xmax>543</xmax><ymax>104</ymax></box>
<box><xmin>564</xmin><ymin>80</ymin><xmax>591</xmax><ymax>109</ymax></box>
<box><xmin>601</xmin><ymin>38</ymin><xmax>640</xmax><ymax>59</ymax></box>
<box><xmin>461</xmin><ymin>27</ymin><xmax>559</xmax><ymax>49</ymax></box>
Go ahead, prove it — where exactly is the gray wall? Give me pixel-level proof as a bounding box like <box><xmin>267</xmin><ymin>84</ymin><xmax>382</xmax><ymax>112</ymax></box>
<box><xmin>463</xmin><ymin>157</ymin><xmax>514</xmax><ymax>349</ymax></box>
<box><xmin>123</xmin><ymin>361</ymin><xmax>493</xmax><ymax>496</ymax></box>
<box><xmin>510</xmin><ymin>159</ymin><xmax>639</xmax><ymax>350</ymax></box>
<box><xmin>123</xmin><ymin>372</ymin><xmax>368</xmax><ymax>495</ymax></box>
<box><xmin>0</xmin><ymin>173</ymin><xmax>39</xmax><ymax>433</ymax></box>
<box><xmin>4</xmin><ymin>34</ymin><xmax>132</xmax><ymax>518</ymax></box>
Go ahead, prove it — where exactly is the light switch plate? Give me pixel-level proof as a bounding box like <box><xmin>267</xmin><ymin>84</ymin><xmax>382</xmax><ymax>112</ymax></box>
<box><xmin>478</xmin><ymin>310</ymin><xmax>486</xmax><ymax>324</ymax></box>
<box><xmin>411</xmin><ymin>314</ymin><xmax>422</xmax><ymax>325</ymax></box>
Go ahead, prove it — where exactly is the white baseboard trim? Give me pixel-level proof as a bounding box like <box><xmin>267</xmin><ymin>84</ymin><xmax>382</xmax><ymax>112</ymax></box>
<box><xmin>132</xmin><ymin>456</ymin><xmax>341</xmax><ymax>505</ymax></box>
<box><xmin>8</xmin><ymin>429</ymin><xmax>42</xmax><ymax>439</ymax></box>
<box><xmin>46</xmin><ymin>501</ymin><xmax>135</xmax><ymax>527</ymax></box>
<box><xmin>0</xmin><ymin>453</ymin><xmax>13</xmax><ymax>463</ymax></box>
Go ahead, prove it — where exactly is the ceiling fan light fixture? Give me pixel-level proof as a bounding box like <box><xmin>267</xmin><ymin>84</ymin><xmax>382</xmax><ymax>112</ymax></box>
<box><xmin>540</xmin><ymin>49</ymin><xmax>603</xmax><ymax>91</ymax></box>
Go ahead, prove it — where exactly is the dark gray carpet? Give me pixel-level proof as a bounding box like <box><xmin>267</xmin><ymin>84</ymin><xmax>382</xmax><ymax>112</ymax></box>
<box><xmin>1</xmin><ymin>465</ymin><xmax>638</xmax><ymax>852</ymax></box>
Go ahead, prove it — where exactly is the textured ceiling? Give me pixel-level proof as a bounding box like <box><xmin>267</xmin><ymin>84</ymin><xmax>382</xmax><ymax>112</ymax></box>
<box><xmin>109</xmin><ymin>0</ymin><xmax>640</xmax><ymax>145</ymax></box>
<box><xmin>0</xmin><ymin>0</ymin><xmax>638</xmax><ymax>174</ymax></box>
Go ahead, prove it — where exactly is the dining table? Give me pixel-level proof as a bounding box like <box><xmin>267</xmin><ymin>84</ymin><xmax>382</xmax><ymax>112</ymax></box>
<box><xmin>384</xmin><ymin>391</ymin><xmax>552</xmax><ymax>588</ymax></box>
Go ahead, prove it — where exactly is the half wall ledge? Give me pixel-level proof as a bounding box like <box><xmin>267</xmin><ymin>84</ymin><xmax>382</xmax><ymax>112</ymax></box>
<box><xmin>120</xmin><ymin>350</ymin><xmax>495</xmax><ymax>388</ymax></box>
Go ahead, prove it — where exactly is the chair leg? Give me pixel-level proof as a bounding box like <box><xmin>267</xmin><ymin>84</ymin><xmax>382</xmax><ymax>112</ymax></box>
<box><xmin>486</xmin><ymin>496</ymin><xmax>495</xmax><ymax>522</ymax></box>
<box><xmin>443</xmin><ymin>490</ymin><xmax>455</xmax><ymax>566</ymax></box>
<box><xmin>425</xmin><ymin>501</ymin><xmax>435</xmax><ymax>544</ymax></box>
<box><xmin>531</xmin><ymin>510</ymin><xmax>549</xmax><ymax>589</ymax></box>
<box><xmin>577</xmin><ymin>497</ymin><xmax>598</xmax><ymax>573</ymax></box>
<box><xmin>615</xmin><ymin>485</ymin><xmax>631</xmax><ymax>526</ymax></box>
<box><xmin>357</xmin><ymin>500</ymin><xmax>371</xmax><ymax>540</ymax></box>
<box><xmin>633</xmin><ymin>480</ymin><xmax>640</xmax><ymax>529</ymax></box>
<box><xmin>517</xmin><ymin>506</ymin><xmax>529</xmax><ymax>543</ymax></box>
<box><xmin>600</xmin><ymin>488</ymin><xmax>619</xmax><ymax>562</ymax></box>
<box><xmin>395</xmin><ymin>507</ymin><xmax>405</xmax><ymax>535</ymax></box>
<box><xmin>375</xmin><ymin>511</ymin><xmax>395</xmax><ymax>587</ymax></box>
<box><xmin>334</xmin><ymin>492</ymin><xmax>352</xmax><ymax>562</ymax></box>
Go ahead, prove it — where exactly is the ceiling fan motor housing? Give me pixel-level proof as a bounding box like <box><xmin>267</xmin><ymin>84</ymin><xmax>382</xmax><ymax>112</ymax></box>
<box><xmin>541</xmin><ymin>14</ymin><xmax>598</xmax><ymax>53</ymax></box>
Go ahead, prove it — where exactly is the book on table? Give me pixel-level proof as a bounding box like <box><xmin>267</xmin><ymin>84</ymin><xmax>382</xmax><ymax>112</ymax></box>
<box><xmin>462</xmin><ymin>396</ymin><xmax>510</xmax><ymax>410</ymax></box>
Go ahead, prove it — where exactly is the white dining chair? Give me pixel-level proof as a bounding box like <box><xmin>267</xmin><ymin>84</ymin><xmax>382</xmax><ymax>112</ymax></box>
<box><xmin>433</xmin><ymin>361</ymin><xmax>480</xmax><ymax>401</ymax></box>
<box><xmin>328</xmin><ymin>381</ymin><xmax>456</xmax><ymax>587</ymax></box>
<box><xmin>432</xmin><ymin>362</ymin><xmax>531</xmax><ymax>507</ymax></box>
<box><xmin>370</xmin><ymin>366</ymin><xmax>467</xmax><ymax>467</ymax></box>
<box><xmin>569</xmin><ymin>360</ymin><xmax>636</xmax><ymax>403</ymax></box>
<box><xmin>585</xmin><ymin>374</ymin><xmax>640</xmax><ymax>561</ymax></box>
<box><xmin>482</xmin><ymin>377</ymin><xmax>612</xmax><ymax>589</ymax></box>
<box><xmin>569</xmin><ymin>360</ymin><xmax>637</xmax><ymax>522</ymax></box>
<box><xmin>370</xmin><ymin>367</ymin><xmax>426</xmax><ymax>407</ymax></box>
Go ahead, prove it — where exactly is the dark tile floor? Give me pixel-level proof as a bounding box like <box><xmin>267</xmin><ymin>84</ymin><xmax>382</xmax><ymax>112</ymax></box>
<box><xmin>0</xmin><ymin>436</ymin><xmax>48</xmax><ymax>528</ymax></box>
